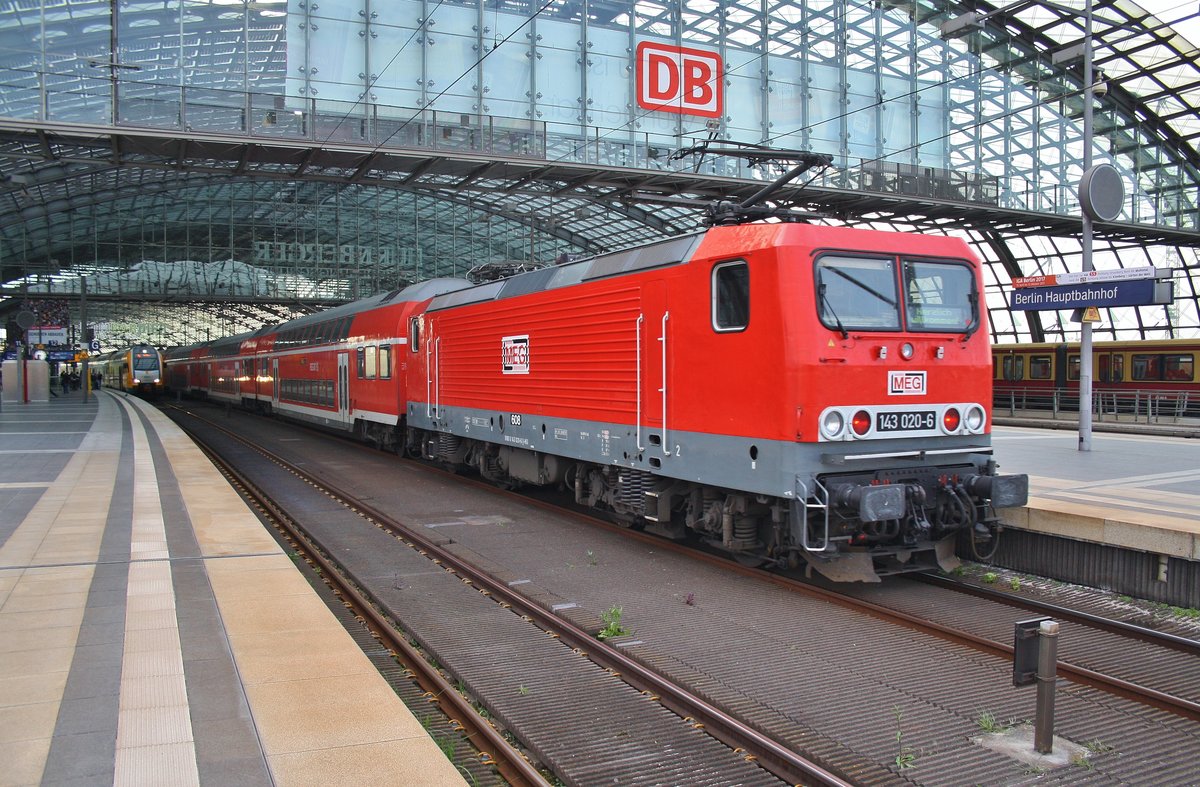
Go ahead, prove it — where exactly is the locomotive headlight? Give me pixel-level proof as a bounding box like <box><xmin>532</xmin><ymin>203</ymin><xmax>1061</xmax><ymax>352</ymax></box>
<box><xmin>851</xmin><ymin>410</ymin><xmax>872</xmax><ymax>437</ymax></box>
<box><xmin>820</xmin><ymin>410</ymin><xmax>845</xmax><ymax>440</ymax></box>
<box><xmin>900</xmin><ymin>342</ymin><xmax>914</xmax><ymax>359</ymax></box>
<box><xmin>942</xmin><ymin>407</ymin><xmax>961</xmax><ymax>433</ymax></box>
<box><xmin>965</xmin><ymin>405</ymin><xmax>986</xmax><ymax>432</ymax></box>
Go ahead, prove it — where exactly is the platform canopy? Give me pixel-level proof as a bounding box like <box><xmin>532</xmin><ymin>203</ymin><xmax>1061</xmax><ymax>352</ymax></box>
<box><xmin>0</xmin><ymin>0</ymin><xmax>1197</xmax><ymax>349</ymax></box>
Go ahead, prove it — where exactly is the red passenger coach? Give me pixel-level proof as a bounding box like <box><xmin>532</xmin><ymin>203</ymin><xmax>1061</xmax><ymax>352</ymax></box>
<box><xmin>164</xmin><ymin>280</ymin><xmax>471</xmax><ymax>449</ymax></box>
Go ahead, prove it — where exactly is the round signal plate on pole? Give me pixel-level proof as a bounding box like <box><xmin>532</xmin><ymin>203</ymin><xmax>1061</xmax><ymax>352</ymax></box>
<box><xmin>1079</xmin><ymin>163</ymin><xmax>1123</xmax><ymax>222</ymax></box>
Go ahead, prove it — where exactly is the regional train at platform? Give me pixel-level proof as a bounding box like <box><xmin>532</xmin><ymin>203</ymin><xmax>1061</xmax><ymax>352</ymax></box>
<box><xmin>91</xmin><ymin>344</ymin><xmax>166</xmax><ymax>396</ymax></box>
<box><xmin>163</xmin><ymin>221</ymin><xmax>1028</xmax><ymax>582</ymax></box>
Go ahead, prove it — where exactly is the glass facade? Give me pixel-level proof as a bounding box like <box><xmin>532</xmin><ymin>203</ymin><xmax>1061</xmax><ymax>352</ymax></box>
<box><xmin>0</xmin><ymin>0</ymin><xmax>1197</xmax><ymax>346</ymax></box>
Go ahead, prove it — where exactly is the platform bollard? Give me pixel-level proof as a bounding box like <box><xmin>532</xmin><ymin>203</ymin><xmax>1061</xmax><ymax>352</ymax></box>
<box><xmin>1034</xmin><ymin>619</ymin><xmax>1060</xmax><ymax>753</ymax></box>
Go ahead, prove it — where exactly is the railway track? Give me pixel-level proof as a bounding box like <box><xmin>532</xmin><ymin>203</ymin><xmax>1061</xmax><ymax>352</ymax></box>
<box><xmin>167</xmin><ymin>403</ymin><xmax>847</xmax><ymax>787</ymax></box>
<box><xmin>166</xmin><ymin>400</ymin><xmax>1200</xmax><ymax>785</ymax></box>
<box><xmin>177</xmin><ymin>410</ymin><xmax>547</xmax><ymax>787</ymax></box>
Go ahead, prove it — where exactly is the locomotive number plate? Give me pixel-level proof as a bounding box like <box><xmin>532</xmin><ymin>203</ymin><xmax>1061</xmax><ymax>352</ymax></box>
<box><xmin>876</xmin><ymin>410</ymin><xmax>936</xmax><ymax>432</ymax></box>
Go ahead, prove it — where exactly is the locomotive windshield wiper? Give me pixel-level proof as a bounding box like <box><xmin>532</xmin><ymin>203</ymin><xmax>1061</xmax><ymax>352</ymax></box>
<box><xmin>819</xmin><ymin>284</ymin><xmax>849</xmax><ymax>339</ymax></box>
<box><xmin>828</xmin><ymin>266</ymin><xmax>897</xmax><ymax>306</ymax></box>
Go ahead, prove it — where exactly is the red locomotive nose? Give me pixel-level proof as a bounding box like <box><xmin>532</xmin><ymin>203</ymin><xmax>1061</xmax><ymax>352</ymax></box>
<box><xmin>943</xmin><ymin>408</ymin><xmax>961</xmax><ymax>432</ymax></box>
<box><xmin>851</xmin><ymin>410</ymin><xmax>871</xmax><ymax>436</ymax></box>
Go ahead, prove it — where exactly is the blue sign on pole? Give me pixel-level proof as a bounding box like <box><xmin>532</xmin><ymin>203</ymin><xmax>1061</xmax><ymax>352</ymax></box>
<box><xmin>1009</xmin><ymin>278</ymin><xmax>1156</xmax><ymax>311</ymax></box>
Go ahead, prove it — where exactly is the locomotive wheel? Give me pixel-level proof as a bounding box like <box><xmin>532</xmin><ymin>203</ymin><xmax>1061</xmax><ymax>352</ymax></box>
<box><xmin>969</xmin><ymin>519</ymin><xmax>1000</xmax><ymax>561</ymax></box>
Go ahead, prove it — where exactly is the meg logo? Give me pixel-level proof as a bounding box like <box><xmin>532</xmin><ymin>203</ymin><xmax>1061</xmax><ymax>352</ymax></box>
<box><xmin>502</xmin><ymin>335</ymin><xmax>530</xmax><ymax>375</ymax></box>
<box><xmin>636</xmin><ymin>42</ymin><xmax>722</xmax><ymax>118</ymax></box>
<box><xmin>888</xmin><ymin>370</ymin><xmax>926</xmax><ymax>395</ymax></box>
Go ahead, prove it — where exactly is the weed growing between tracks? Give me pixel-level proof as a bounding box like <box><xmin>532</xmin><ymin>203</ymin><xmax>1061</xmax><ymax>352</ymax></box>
<box><xmin>597</xmin><ymin>606</ymin><xmax>630</xmax><ymax>640</ymax></box>
<box><xmin>892</xmin><ymin>706</ymin><xmax>918</xmax><ymax>769</ymax></box>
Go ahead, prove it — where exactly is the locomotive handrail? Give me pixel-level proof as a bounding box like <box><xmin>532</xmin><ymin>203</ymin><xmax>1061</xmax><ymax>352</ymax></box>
<box><xmin>425</xmin><ymin>330</ymin><xmax>433</xmax><ymax>419</ymax></box>
<box><xmin>797</xmin><ymin>476</ymin><xmax>830</xmax><ymax>552</ymax></box>
<box><xmin>636</xmin><ymin>315</ymin><xmax>644</xmax><ymax>452</ymax></box>
<box><xmin>435</xmin><ymin>336</ymin><xmax>442</xmax><ymax>420</ymax></box>
<box><xmin>661</xmin><ymin>311</ymin><xmax>671</xmax><ymax>456</ymax></box>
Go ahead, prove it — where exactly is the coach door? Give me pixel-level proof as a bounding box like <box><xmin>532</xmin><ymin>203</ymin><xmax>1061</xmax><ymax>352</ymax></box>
<box><xmin>337</xmin><ymin>352</ymin><xmax>350</xmax><ymax>423</ymax></box>
<box><xmin>271</xmin><ymin>359</ymin><xmax>279</xmax><ymax>404</ymax></box>
<box><xmin>639</xmin><ymin>281</ymin><xmax>672</xmax><ymax>458</ymax></box>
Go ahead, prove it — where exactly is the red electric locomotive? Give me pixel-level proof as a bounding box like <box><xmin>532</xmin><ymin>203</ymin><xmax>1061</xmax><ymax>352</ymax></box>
<box><xmin>401</xmin><ymin>222</ymin><xmax>1025</xmax><ymax>581</ymax></box>
<box><xmin>165</xmin><ymin>153</ymin><xmax>1027</xmax><ymax>582</ymax></box>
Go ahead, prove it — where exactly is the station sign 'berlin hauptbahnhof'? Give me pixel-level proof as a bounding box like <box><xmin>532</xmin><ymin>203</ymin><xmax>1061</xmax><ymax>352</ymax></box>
<box><xmin>1008</xmin><ymin>266</ymin><xmax>1174</xmax><ymax>311</ymax></box>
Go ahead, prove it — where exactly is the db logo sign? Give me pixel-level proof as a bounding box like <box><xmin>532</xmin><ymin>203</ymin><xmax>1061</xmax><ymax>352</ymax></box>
<box><xmin>636</xmin><ymin>42</ymin><xmax>722</xmax><ymax>118</ymax></box>
<box><xmin>502</xmin><ymin>335</ymin><xmax>530</xmax><ymax>375</ymax></box>
<box><xmin>888</xmin><ymin>370</ymin><xmax>926</xmax><ymax>395</ymax></box>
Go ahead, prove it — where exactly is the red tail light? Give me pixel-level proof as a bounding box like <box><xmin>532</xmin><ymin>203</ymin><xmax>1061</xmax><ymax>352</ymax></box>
<box><xmin>851</xmin><ymin>410</ymin><xmax>871</xmax><ymax>436</ymax></box>
<box><xmin>943</xmin><ymin>408</ymin><xmax>961</xmax><ymax>432</ymax></box>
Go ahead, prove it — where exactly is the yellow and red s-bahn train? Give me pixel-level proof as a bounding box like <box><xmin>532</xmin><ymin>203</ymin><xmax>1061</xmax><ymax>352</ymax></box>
<box><xmin>91</xmin><ymin>344</ymin><xmax>166</xmax><ymax>396</ymax></box>
<box><xmin>992</xmin><ymin>338</ymin><xmax>1199</xmax><ymax>413</ymax></box>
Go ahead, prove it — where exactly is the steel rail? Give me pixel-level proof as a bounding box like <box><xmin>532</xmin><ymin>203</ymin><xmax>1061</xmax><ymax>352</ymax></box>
<box><xmin>171</xmin><ymin>405</ymin><xmax>852</xmax><ymax>787</ymax></box>
<box><xmin>174</xmin><ymin>413</ymin><xmax>549</xmax><ymax>787</ymax></box>
<box><xmin>913</xmin><ymin>572</ymin><xmax>1200</xmax><ymax>655</ymax></box>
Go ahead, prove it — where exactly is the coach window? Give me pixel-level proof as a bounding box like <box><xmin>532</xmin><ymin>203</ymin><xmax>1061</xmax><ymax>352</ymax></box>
<box><xmin>1164</xmin><ymin>354</ymin><xmax>1194</xmax><ymax>381</ymax></box>
<box><xmin>364</xmin><ymin>345</ymin><xmax>377</xmax><ymax>379</ymax></box>
<box><xmin>356</xmin><ymin>347</ymin><xmax>366</xmax><ymax>378</ymax></box>
<box><xmin>1131</xmin><ymin>354</ymin><xmax>1160</xmax><ymax>381</ymax></box>
<box><xmin>409</xmin><ymin>317</ymin><xmax>422</xmax><ymax>351</ymax></box>
<box><xmin>1067</xmin><ymin>354</ymin><xmax>1081</xmax><ymax>381</ymax></box>
<box><xmin>712</xmin><ymin>260</ymin><xmax>749</xmax><ymax>331</ymax></box>
<box><xmin>1029</xmin><ymin>356</ymin><xmax>1052</xmax><ymax>380</ymax></box>
<box><xmin>815</xmin><ymin>255</ymin><xmax>900</xmax><ymax>331</ymax></box>
<box><xmin>379</xmin><ymin>345</ymin><xmax>392</xmax><ymax>379</ymax></box>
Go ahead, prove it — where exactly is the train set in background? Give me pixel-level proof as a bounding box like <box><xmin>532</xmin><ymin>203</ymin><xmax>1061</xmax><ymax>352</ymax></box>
<box><xmin>161</xmin><ymin>217</ymin><xmax>1029</xmax><ymax>583</ymax></box>
<box><xmin>91</xmin><ymin>344</ymin><xmax>165</xmax><ymax>396</ymax></box>
<box><xmin>993</xmin><ymin>339</ymin><xmax>1198</xmax><ymax>417</ymax></box>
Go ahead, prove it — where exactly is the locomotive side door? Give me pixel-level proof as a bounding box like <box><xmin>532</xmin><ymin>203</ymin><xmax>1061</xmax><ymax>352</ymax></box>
<box><xmin>337</xmin><ymin>352</ymin><xmax>349</xmax><ymax>423</ymax></box>
<box><xmin>640</xmin><ymin>280</ymin><xmax>671</xmax><ymax>456</ymax></box>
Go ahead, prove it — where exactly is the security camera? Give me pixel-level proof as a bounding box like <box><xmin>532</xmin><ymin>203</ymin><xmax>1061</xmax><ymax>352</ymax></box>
<box><xmin>1092</xmin><ymin>70</ymin><xmax>1108</xmax><ymax>98</ymax></box>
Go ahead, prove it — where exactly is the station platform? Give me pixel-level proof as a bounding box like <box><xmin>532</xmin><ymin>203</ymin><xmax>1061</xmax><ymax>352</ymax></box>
<box><xmin>991</xmin><ymin>423</ymin><xmax>1200</xmax><ymax>562</ymax></box>
<box><xmin>0</xmin><ymin>391</ymin><xmax>465</xmax><ymax>786</ymax></box>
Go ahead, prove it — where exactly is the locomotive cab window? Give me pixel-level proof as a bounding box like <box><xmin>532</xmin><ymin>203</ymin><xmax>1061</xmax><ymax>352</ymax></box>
<box><xmin>902</xmin><ymin>260</ymin><xmax>977</xmax><ymax>332</ymax></box>
<box><xmin>712</xmin><ymin>261</ymin><xmax>749</xmax><ymax>331</ymax></box>
<box><xmin>816</xmin><ymin>256</ymin><xmax>900</xmax><ymax>331</ymax></box>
